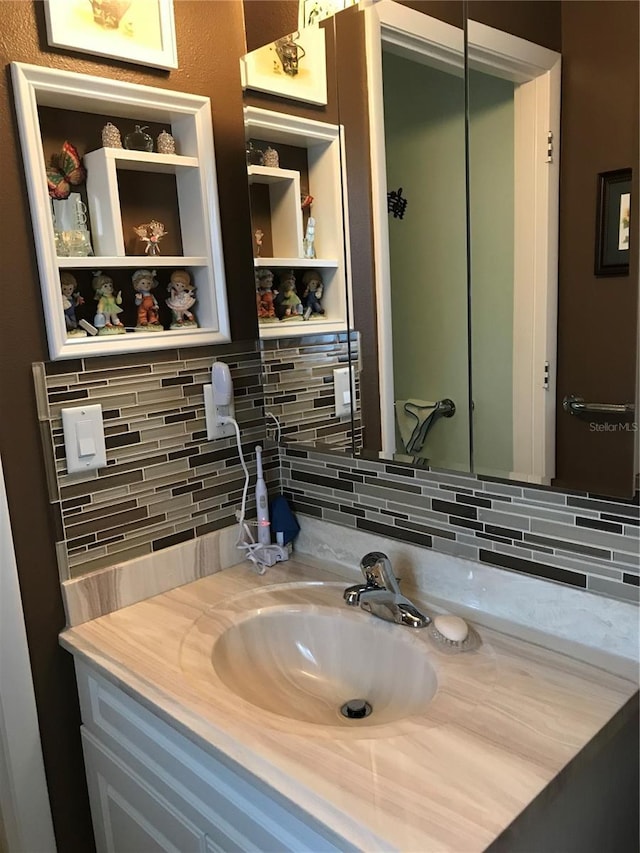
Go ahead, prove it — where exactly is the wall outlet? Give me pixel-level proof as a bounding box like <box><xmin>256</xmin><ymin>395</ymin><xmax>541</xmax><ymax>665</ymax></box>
<box><xmin>204</xmin><ymin>384</ymin><xmax>236</xmax><ymax>440</ymax></box>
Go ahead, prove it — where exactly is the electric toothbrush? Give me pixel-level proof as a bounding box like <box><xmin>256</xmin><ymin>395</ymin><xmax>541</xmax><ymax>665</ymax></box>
<box><xmin>255</xmin><ymin>445</ymin><xmax>271</xmax><ymax>545</ymax></box>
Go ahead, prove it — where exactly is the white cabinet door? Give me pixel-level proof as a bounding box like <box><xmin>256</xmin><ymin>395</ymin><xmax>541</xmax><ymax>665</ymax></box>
<box><xmin>83</xmin><ymin>730</ymin><xmax>208</xmax><ymax>853</ymax></box>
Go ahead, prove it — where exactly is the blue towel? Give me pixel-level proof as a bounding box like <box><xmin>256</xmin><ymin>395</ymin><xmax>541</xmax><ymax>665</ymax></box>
<box><xmin>270</xmin><ymin>495</ymin><xmax>300</xmax><ymax>545</ymax></box>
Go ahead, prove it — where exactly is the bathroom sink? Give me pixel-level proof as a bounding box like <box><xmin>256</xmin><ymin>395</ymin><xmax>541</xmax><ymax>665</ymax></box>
<box><xmin>211</xmin><ymin>605</ymin><xmax>438</xmax><ymax>726</ymax></box>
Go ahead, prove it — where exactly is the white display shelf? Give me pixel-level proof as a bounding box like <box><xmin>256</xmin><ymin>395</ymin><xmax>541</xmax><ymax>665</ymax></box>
<box><xmin>258</xmin><ymin>318</ymin><xmax>350</xmax><ymax>339</ymax></box>
<box><xmin>253</xmin><ymin>257</ymin><xmax>339</xmax><ymax>268</ymax></box>
<box><xmin>245</xmin><ymin>106</ymin><xmax>353</xmax><ymax>340</ymax></box>
<box><xmin>247</xmin><ymin>164</ymin><xmax>303</xmax><ymax>258</ymax></box>
<box><xmin>91</xmin><ymin>148</ymin><xmax>199</xmax><ymax>174</ymax></box>
<box><xmin>247</xmin><ymin>165</ymin><xmax>298</xmax><ymax>183</ymax></box>
<box><xmin>57</xmin><ymin>256</ymin><xmax>209</xmax><ymax>269</ymax></box>
<box><xmin>12</xmin><ymin>62</ymin><xmax>230</xmax><ymax>360</ymax></box>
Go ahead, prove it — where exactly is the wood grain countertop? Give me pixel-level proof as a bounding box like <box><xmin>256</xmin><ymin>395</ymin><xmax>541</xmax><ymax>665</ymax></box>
<box><xmin>60</xmin><ymin>556</ymin><xmax>638</xmax><ymax>852</ymax></box>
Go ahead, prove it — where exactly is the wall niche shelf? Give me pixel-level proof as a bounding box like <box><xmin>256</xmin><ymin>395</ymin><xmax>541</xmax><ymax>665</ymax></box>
<box><xmin>244</xmin><ymin>106</ymin><xmax>353</xmax><ymax>340</ymax></box>
<box><xmin>11</xmin><ymin>63</ymin><xmax>230</xmax><ymax>360</ymax></box>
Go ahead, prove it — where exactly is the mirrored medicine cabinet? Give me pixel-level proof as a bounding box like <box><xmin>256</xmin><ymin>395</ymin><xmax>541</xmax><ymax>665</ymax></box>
<box><xmin>240</xmin><ymin>0</ymin><xmax>638</xmax><ymax>499</ymax></box>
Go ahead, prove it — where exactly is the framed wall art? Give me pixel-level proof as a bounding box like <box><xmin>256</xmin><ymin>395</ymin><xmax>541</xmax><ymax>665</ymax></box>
<box><xmin>298</xmin><ymin>0</ymin><xmax>358</xmax><ymax>29</ymax></box>
<box><xmin>595</xmin><ymin>168</ymin><xmax>631</xmax><ymax>276</ymax></box>
<box><xmin>240</xmin><ymin>26</ymin><xmax>327</xmax><ymax>106</ymax></box>
<box><xmin>44</xmin><ymin>0</ymin><xmax>178</xmax><ymax>70</ymax></box>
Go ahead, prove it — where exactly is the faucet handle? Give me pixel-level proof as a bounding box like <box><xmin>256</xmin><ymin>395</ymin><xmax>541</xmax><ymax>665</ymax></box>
<box><xmin>359</xmin><ymin>551</ymin><xmax>401</xmax><ymax>595</ymax></box>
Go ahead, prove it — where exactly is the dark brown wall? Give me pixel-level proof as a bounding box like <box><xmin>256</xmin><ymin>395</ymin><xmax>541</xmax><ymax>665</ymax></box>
<box><xmin>0</xmin><ymin>3</ymin><xmax>254</xmax><ymax>849</ymax></box>
<box><xmin>554</xmin><ymin>1</ymin><xmax>639</xmax><ymax>496</ymax></box>
<box><xmin>468</xmin><ymin>1</ymin><xmax>561</xmax><ymax>52</ymax></box>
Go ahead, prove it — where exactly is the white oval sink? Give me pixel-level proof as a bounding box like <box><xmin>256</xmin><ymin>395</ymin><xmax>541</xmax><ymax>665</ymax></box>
<box><xmin>211</xmin><ymin>606</ymin><xmax>438</xmax><ymax>726</ymax></box>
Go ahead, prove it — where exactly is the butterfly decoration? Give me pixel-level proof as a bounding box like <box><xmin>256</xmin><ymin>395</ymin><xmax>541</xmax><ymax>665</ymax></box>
<box><xmin>47</xmin><ymin>141</ymin><xmax>86</xmax><ymax>200</ymax></box>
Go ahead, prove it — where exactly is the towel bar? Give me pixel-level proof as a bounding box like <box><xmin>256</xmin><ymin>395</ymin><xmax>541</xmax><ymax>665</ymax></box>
<box><xmin>562</xmin><ymin>395</ymin><xmax>635</xmax><ymax>416</ymax></box>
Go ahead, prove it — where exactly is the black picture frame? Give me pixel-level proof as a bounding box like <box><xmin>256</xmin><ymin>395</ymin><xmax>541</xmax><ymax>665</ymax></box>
<box><xmin>594</xmin><ymin>168</ymin><xmax>631</xmax><ymax>276</ymax></box>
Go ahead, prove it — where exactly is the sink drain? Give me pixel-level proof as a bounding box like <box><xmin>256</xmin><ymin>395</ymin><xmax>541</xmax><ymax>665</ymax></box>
<box><xmin>340</xmin><ymin>699</ymin><xmax>372</xmax><ymax>719</ymax></box>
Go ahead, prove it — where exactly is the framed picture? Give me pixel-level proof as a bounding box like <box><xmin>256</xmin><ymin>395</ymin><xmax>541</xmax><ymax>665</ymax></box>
<box><xmin>241</xmin><ymin>27</ymin><xmax>327</xmax><ymax>106</ymax></box>
<box><xmin>44</xmin><ymin>0</ymin><xmax>178</xmax><ymax>70</ymax></box>
<box><xmin>595</xmin><ymin>168</ymin><xmax>631</xmax><ymax>276</ymax></box>
<box><xmin>298</xmin><ymin>0</ymin><xmax>358</xmax><ymax>29</ymax></box>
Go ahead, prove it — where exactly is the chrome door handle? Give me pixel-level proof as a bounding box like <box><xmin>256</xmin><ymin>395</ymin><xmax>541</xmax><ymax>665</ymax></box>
<box><xmin>563</xmin><ymin>395</ymin><xmax>635</xmax><ymax>416</ymax></box>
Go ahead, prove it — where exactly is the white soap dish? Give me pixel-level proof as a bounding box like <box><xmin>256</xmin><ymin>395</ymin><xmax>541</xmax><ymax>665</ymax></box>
<box><xmin>430</xmin><ymin>614</ymin><xmax>481</xmax><ymax>653</ymax></box>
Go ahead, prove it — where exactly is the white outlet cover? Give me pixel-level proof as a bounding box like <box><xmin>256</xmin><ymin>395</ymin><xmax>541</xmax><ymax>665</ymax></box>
<box><xmin>204</xmin><ymin>384</ymin><xmax>236</xmax><ymax>440</ymax></box>
<box><xmin>333</xmin><ymin>366</ymin><xmax>353</xmax><ymax>418</ymax></box>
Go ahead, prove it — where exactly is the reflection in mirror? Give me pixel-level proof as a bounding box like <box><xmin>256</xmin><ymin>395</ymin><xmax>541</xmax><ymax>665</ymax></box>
<box><xmin>241</xmin><ymin>0</ymin><xmax>638</xmax><ymax>498</ymax></box>
<box><xmin>343</xmin><ymin>0</ymin><xmax>561</xmax><ymax>483</ymax></box>
<box><xmin>381</xmin><ymin>15</ymin><xmax>469</xmax><ymax>473</ymax></box>
<box><xmin>240</xmin><ymin>6</ymin><xmax>360</xmax><ymax>451</ymax></box>
<box><xmin>466</xmin><ymin>22</ymin><xmax>560</xmax><ymax>484</ymax></box>
<box><xmin>338</xmin><ymin>0</ymin><xmax>637</xmax><ymax>497</ymax></box>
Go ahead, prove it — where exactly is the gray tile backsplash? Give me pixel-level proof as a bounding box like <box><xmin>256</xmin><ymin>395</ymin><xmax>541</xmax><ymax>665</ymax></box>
<box><xmin>35</xmin><ymin>342</ymin><xmax>274</xmax><ymax>579</ymax></box>
<box><xmin>34</xmin><ymin>333</ymin><xmax>639</xmax><ymax>608</ymax></box>
<box><xmin>280</xmin><ymin>446</ymin><xmax>640</xmax><ymax>604</ymax></box>
<box><xmin>261</xmin><ymin>333</ymin><xmax>361</xmax><ymax>450</ymax></box>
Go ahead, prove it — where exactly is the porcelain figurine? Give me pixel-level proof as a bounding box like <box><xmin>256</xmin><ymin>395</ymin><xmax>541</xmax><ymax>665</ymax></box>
<box><xmin>254</xmin><ymin>228</ymin><xmax>264</xmax><ymax>257</ymax></box>
<box><xmin>166</xmin><ymin>270</ymin><xmax>198</xmax><ymax>328</ymax></box>
<box><xmin>92</xmin><ymin>271</ymin><xmax>125</xmax><ymax>334</ymax></box>
<box><xmin>132</xmin><ymin>269</ymin><xmax>162</xmax><ymax>331</ymax></box>
<box><xmin>133</xmin><ymin>220</ymin><xmax>167</xmax><ymax>255</ymax></box>
<box><xmin>303</xmin><ymin>216</ymin><xmax>316</xmax><ymax>259</ymax></box>
<box><xmin>60</xmin><ymin>272</ymin><xmax>86</xmax><ymax>337</ymax></box>
<box><xmin>256</xmin><ymin>268</ymin><xmax>275</xmax><ymax>319</ymax></box>
<box><xmin>274</xmin><ymin>271</ymin><xmax>302</xmax><ymax>320</ymax></box>
<box><xmin>300</xmin><ymin>269</ymin><xmax>325</xmax><ymax>318</ymax></box>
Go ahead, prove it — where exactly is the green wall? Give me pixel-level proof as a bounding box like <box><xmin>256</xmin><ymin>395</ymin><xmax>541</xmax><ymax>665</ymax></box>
<box><xmin>468</xmin><ymin>70</ymin><xmax>515</xmax><ymax>476</ymax></box>
<box><xmin>383</xmin><ymin>52</ymin><xmax>470</xmax><ymax>470</ymax></box>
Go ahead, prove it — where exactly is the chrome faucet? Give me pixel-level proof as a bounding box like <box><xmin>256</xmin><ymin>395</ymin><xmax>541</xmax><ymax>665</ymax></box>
<box><xmin>343</xmin><ymin>551</ymin><xmax>430</xmax><ymax>628</ymax></box>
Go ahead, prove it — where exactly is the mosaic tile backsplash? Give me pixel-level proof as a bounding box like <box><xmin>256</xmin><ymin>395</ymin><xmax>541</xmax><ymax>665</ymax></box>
<box><xmin>261</xmin><ymin>333</ymin><xmax>362</xmax><ymax>451</ymax></box>
<box><xmin>35</xmin><ymin>342</ymin><xmax>274</xmax><ymax>579</ymax></box>
<box><xmin>280</xmin><ymin>446</ymin><xmax>640</xmax><ymax>604</ymax></box>
<box><xmin>35</xmin><ymin>336</ymin><xmax>638</xmax><ymax>606</ymax></box>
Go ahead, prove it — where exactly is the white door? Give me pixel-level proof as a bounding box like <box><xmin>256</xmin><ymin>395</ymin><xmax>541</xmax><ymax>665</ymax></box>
<box><xmin>0</xmin><ymin>455</ymin><xmax>57</xmax><ymax>852</ymax></box>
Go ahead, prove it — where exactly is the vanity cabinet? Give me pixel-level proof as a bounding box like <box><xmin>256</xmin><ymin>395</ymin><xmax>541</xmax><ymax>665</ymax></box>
<box><xmin>75</xmin><ymin>662</ymin><xmax>349</xmax><ymax>853</ymax></box>
<box><xmin>11</xmin><ymin>63</ymin><xmax>230</xmax><ymax>360</ymax></box>
<box><xmin>245</xmin><ymin>106</ymin><xmax>352</xmax><ymax>339</ymax></box>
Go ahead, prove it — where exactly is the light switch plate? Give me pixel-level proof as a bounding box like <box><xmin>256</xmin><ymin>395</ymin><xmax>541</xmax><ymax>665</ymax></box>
<box><xmin>333</xmin><ymin>366</ymin><xmax>353</xmax><ymax>418</ymax></box>
<box><xmin>61</xmin><ymin>404</ymin><xmax>106</xmax><ymax>473</ymax></box>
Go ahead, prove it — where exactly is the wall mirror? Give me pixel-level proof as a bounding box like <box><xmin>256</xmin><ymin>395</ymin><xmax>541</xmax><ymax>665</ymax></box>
<box><xmin>241</xmin><ymin>0</ymin><xmax>638</xmax><ymax>498</ymax></box>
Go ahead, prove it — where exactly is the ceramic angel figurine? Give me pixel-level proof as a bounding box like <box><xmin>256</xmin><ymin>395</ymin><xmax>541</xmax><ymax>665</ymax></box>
<box><xmin>166</xmin><ymin>270</ymin><xmax>198</xmax><ymax>328</ymax></box>
<box><xmin>256</xmin><ymin>268</ymin><xmax>275</xmax><ymax>319</ymax></box>
<box><xmin>300</xmin><ymin>269</ymin><xmax>325</xmax><ymax>318</ymax></box>
<box><xmin>132</xmin><ymin>269</ymin><xmax>162</xmax><ymax>331</ymax></box>
<box><xmin>92</xmin><ymin>271</ymin><xmax>124</xmax><ymax>334</ymax></box>
<box><xmin>60</xmin><ymin>272</ymin><xmax>86</xmax><ymax>336</ymax></box>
